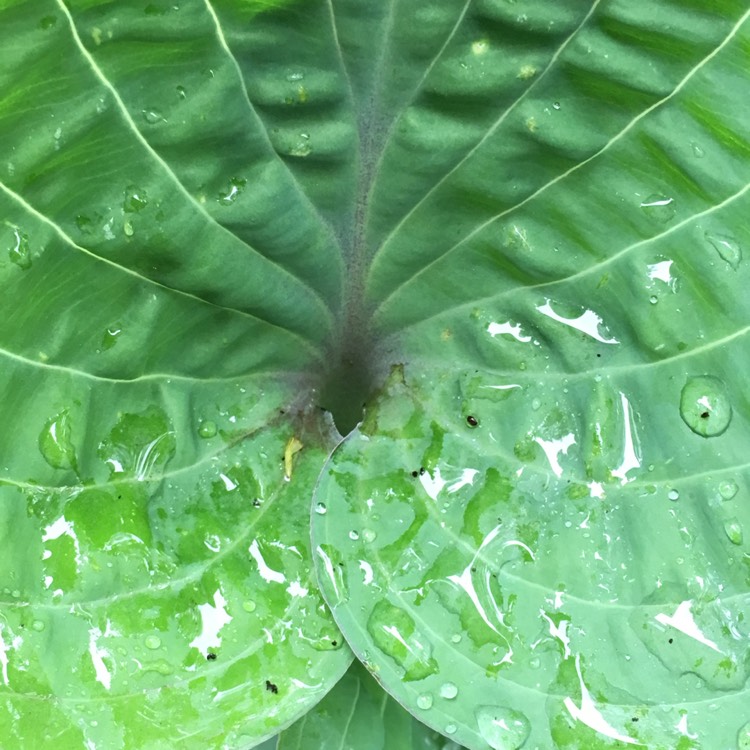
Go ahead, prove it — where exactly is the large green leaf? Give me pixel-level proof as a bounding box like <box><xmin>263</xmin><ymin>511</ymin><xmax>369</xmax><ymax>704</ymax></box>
<box><xmin>278</xmin><ymin>659</ymin><xmax>465</xmax><ymax>749</ymax></box>
<box><xmin>3</xmin><ymin>0</ymin><xmax>750</xmax><ymax>749</ymax></box>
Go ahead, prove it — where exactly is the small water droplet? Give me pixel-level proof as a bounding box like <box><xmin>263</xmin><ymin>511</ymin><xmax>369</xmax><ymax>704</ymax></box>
<box><xmin>145</xmin><ymin>635</ymin><xmax>161</xmax><ymax>650</ymax></box>
<box><xmin>529</xmin><ymin>656</ymin><xmax>541</xmax><ymax>669</ymax></box>
<box><xmin>39</xmin><ymin>15</ymin><xmax>57</xmax><ymax>29</ymax></box>
<box><xmin>39</xmin><ymin>409</ymin><xmax>77</xmax><ymax>470</ymax></box>
<box><xmin>286</xmin><ymin>72</ymin><xmax>304</xmax><ymax>82</ymax></box>
<box><xmin>720</xmin><ymin>480</ymin><xmax>739</xmax><ymax>501</ymax></box>
<box><xmin>142</xmin><ymin>108</ymin><xmax>164</xmax><ymax>124</ymax></box>
<box><xmin>445</xmin><ymin>724</ymin><xmax>457</xmax><ymax>735</ymax></box>
<box><xmin>101</xmin><ymin>323</ymin><xmax>122</xmax><ymax>350</ymax></box>
<box><xmin>217</xmin><ymin>177</ymin><xmax>247</xmax><ymax>206</ymax></box>
<box><xmin>451</xmin><ymin>633</ymin><xmax>462</xmax><ymax>643</ymax></box>
<box><xmin>440</xmin><ymin>682</ymin><xmax>458</xmax><ymax>699</ymax></box>
<box><xmin>123</xmin><ymin>220</ymin><xmax>134</xmax><ymax>237</ymax></box>
<box><xmin>362</xmin><ymin>528</ymin><xmax>376</xmax><ymax>543</ymax></box>
<box><xmin>314</xmin><ymin>502</ymin><xmax>327</xmax><ymax>515</ymax></box>
<box><xmin>706</xmin><ymin>232</ymin><xmax>742</xmax><ymax>270</ymax></box>
<box><xmin>289</xmin><ymin>133</ymin><xmax>311</xmax><ymax>157</ymax></box>
<box><xmin>476</xmin><ymin>706</ymin><xmax>531</xmax><ymax>750</ymax></box>
<box><xmin>737</xmin><ymin>720</ymin><xmax>750</xmax><ymax>749</ymax></box>
<box><xmin>552</xmin><ymin>101</ymin><xmax>561</xmax><ymax>110</ymax></box>
<box><xmin>32</xmin><ymin>620</ymin><xmax>45</xmax><ymax>632</ymax></box>
<box><xmin>531</xmin><ymin>398</ymin><xmax>541</xmax><ymax>411</ymax></box>
<box><xmin>649</xmin><ymin>295</ymin><xmax>658</xmax><ymax>305</ymax></box>
<box><xmin>416</xmin><ymin>693</ymin><xmax>433</xmax><ymax>710</ymax></box>
<box><xmin>640</xmin><ymin>194</ymin><xmax>676</xmax><ymax>223</ymax></box>
<box><xmin>123</xmin><ymin>185</ymin><xmax>148</xmax><ymax>213</ymax></box>
<box><xmin>176</xmin><ymin>85</ymin><xmax>187</xmax><ymax>99</ymax></box>
<box><xmin>242</xmin><ymin>600</ymin><xmax>256</xmax><ymax>613</ymax></box>
<box><xmin>680</xmin><ymin>375</ymin><xmax>732</xmax><ymax>437</ymax></box>
<box><xmin>668</xmin><ymin>489</ymin><xmax>679</xmax><ymax>501</ymax></box>
<box><xmin>691</xmin><ymin>142</ymin><xmax>705</xmax><ymax>158</ymax></box>
<box><xmin>7</xmin><ymin>227</ymin><xmax>32</xmax><ymax>270</ymax></box>
<box><xmin>724</xmin><ymin>519</ymin><xmax>743</xmax><ymax>546</ymax></box>
<box><xmin>349</xmin><ymin>530</ymin><xmax>360</xmax><ymax>541</ymax></box>
<box><xmin>198</xmin><ymin>421</ymin><xmax>217</xmax><ymax>439</ymax></box>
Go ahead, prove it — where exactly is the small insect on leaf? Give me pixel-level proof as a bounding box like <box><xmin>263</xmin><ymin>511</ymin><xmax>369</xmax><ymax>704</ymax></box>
<box><xmin>284</xmin><ymin>436</ymin><xmax>303</xmax><ymax>480</ymax></box>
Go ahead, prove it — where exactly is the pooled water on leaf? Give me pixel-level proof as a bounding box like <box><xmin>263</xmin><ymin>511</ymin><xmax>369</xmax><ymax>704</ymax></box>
<box><xmin>679</xmin><ymin>375</ymin><xmax>732</xmax><ymax>437</ymax></box>
<box><xmin>475</xmin><ymin>705</ymin><xmax>531</xmax><ymax>749</ymax></box>
<box><xmin>217</xmin><ymin>177</ymin><xmax>247</xmax><ymax>205</ymax></box>
<box><xmin>123</xmin><ymin>185</ymin><xmax>148</xmax><ymax>213</ymax></box>
<box><xmin>738</xmin><ymin>721</ymin><xmax>750</xmax><ymax>749</ymax></box>
<box><xmin>101</xmin><ymin>323</ymin><xmax>122</xmax><ymax>350</ymax></box>
<box><xmin>8</xmin><ymin>227</ymin><xmax>32</xmax><ymax>269</ymax></box>
<box><xmin>706</xmin><ymin>232</ymin><xmax>742</xmax><ymax>270</ymax></box>
<box><xmin>640</xmin><ymin>194</ymin><xmax>676</xmax><ymax>223</ymax></box>
<box><xmin>39</xmin><ymin>409</ymin><xmax>77</xmax><ymax>470</ymax></box>
<box><xmin>142</xmin><ymin>109</ymin><xmax>164</xmax><ymax>124</ymax></box>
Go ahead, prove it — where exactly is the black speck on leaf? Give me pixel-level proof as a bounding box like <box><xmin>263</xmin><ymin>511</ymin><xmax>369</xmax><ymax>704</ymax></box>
<box><xmin>701</xmin><ymin>411</ymin><xmax>709</xmax><ymax>419</ymax></box>
<box><xmin>265</xmin><ymin>680</ymin><xmax>278</xmax><ymax>694</ymax></box>
<box><xmin>466</xmin><ymin>415</ymin><xmax>478</xmax><ymax>427</ymax></box>
<box><xmin>411</xmin><ymin>470</ymin><xmax>418</xmax><ymax>477</ymax></box>
<box><xmin>206</xmin><ymin>652</ymin><xmax>217</xmax><ymax>661</ymax></box>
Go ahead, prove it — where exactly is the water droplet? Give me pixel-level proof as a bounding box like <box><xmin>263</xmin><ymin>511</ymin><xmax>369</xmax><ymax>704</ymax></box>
<box><xmin>217</xmin><ymin>177</ymin><xmax>247</xmax><ymax>205</ymax></box>
<box><xmin>445</xmin><ymin>724</ymin><xmax>457</xmax><ymax>735</ymax></box>
<box><xmin>720</xmin><ymin>480</ymin><xmax>739</xmax><ymax>501</ymax></box>
<box><xmin>691</xmin><ymin>142</ymin><xmax>705</xmax><ymax>158</ymax></box>
<box><xmin>416</xmin><ymin>693</ymin><xmax>433</xmax><ymax>710</ymax></box>
<box><xmin>349</xmin><ymin>530</ymin><xmax>360</xmax><ymax>541</ymax></box>
<box><xmin>680</xmin><ymin>375</ymin><xmax>732</xmax><ymax>437</ymax></box>
<box><xmin>123</xmin><ymin>220</ymin><xmax>134</xmax><ymax>237</ymax></box>
<box><xmin>142</xmin><ymin>108</ymin><xmax>164</xmax><ymax>124</ymax></box>
<box><xmin>39</xmin><ymin>409</ymin><xmax>77</xmax><ymax>470</ymax></box>
<box><xmin>362</xmin><ymin>528</ymin><xmax>376</xmax><ymax>543</ymax></box>
<box><xmin>31</xmin><ymin>620</ymin><xmax>45</xmax><ymax>632</ymax></box>
<box><xmin>706</xmin><ymin>232</ymin><xmax>742</xmax><ymax>270</ymax></box>
<box><xmin>451</xmin><ymin>633</ymin><xmax>462</xmax><ymax>643</ymax></box>
<box><xmin>737</xmin><ymin>720</ymin><xmax>750</xmax><ymax>749</ymax></box>
<box><xmin>668</xmin><ymin>489</ymin><xmax>679</xmax><ymax>501</ymax></box>
<box><xmin>531</xmin><ymin>398</ymin><xmax>541</xmax><ymax>411</ymax></box>
<box><xmin>101</xmin><ymin>323</ymin><xmax>122</xmax><ymax>350</ymax></box>
<box><xmin>8</xmin><ymin>227</ymin><xmax>32</xmax><ymax>269</ymax></box>
<box><xmin>39</xmin><ymin>15</ymin><xmax>57</xmax><ymax>29</ymax></box>
<box><xmin>242</xmin><ymin>600</ymin><xmax>256</xmax><ymax>613</ymax></box>
<box><xmin>123</xmin><ymin>185</ymin><xmax>148</xmax><ymax>213</ymax></box>
<box><xmin>649</xmin><ymin>295</ymin><xmax>658</xmax><ymax>305</ymax></box>
<box><xmin>198</xmin><ymin>421</ymin><xmax>217</xmax><ymax>439</ymax></box>
<box><xmin>145</xmin><ymin>635</ymin><xmax>161</xmax><ymax>650</ymax></box>
<box><xmin>476</xmin><ymin>706</ymin><xmax>531</xmax><ymax>750</ymax></box>
<box><xmin>724</xmin><ymin>519</ymin><xmax>743</xmax><ymax>546</ymax></box>
<box><xmin>314</xmin><ymin>502</ymin><xmax>327</xmax><ymax>515</ymax></box>
<box><xmin>176</xmin><ymin>85</ymin><xmax>187</xmax><ymax>99</ymax></box>
<box><xmin>289</xmin><ymin>133</ymin><xmax>311</xmax><ymax>157</ymax></box>
<box><xmin>286</xmin><ymin>72</ymin><xmax>304</xmax><ymax>82</ymax></box>
<box><xmin>640</xmin><ymin>194</ymin><xmax>676</xmax><ymax>223</ymax></box>
<box><xmin>440</xmin><ymin>682</ymin><xmax>458</xmax><ymax>699</ymax></box>
<box><xmin>552</xmin><ymin>101</ymin><xmax>561</xmax><ymax>110</ymax></box>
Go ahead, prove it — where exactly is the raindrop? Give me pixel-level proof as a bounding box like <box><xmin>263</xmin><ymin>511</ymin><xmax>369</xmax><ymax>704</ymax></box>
<box><xmin>176</xmin><ymin>85</ymin><xmax>187</xmax><ymax>99</ymax></box>
<box><xmin>705</xmin><ymin>232</ymin><xmax>742</xmax><ymax>270</ymax></box>
<box><xmin>668</xmin><ymin>489</ymin><xmax>679</xmax><ymax>501</ymax></box>
<box><xmin>217</xmin><ymin>177</ymin><xmax>247</xmax><ymax>206</ymax></box>
<box><xmin>8</xmin><ymin>227</ymin><xmax>32</xmax><ymax>270</ymax></box>
<box><xmin>142</xmin><ymin>108</ymin><xmax>164</xmax><ymax>124</ymax></box>
<box><xmin>640</xmin><ymin>194</ymin><xmax>676</xmax><ymax>223</ymax></box>
<box><xmin>440</xmin><ymin>682</ymin><xmax>459</xmax><ymax>699</ymax></box>
<box><xmin>416</xmin><ymin>693</ymin><xmax>433</xmax><ymax>710</ymax></box>
<box><xmin>349</xmin><ymin>530</ymin><xmax>360</xmax><ymax>541</ymax></box>
<box><xmin>362</xmin><ymin>528</ymin><xmax>376</xmax><ymax>543</ymax></box>
<box><xmin>680</xmin><ymin>375</ymin><xmax>732</xmax><ymax>437</ymax></box>
<box><xmin>314</xmin><ymin>502</ymin><xmax>327</xmax><ymax>515</ymax></box>
<box><xmin>145</xmin><ymin>635</ymin><xmax>161</xmax><ymax>650</ymax></box>
<box><xmin>531</xmin><ymin>398</ymin><xmax>541</xmax><ymax>411</ymax></box>
<box><xmin>242</xmin><ymin>600</ymin><xmax>257</xmax><ymax>613</ymax></box>
<box><xmin>724</xmin><ymin>519</ymin><xmax>743</xmax><ymax>546</ymax></box>
<box><xmin>198</xmin><ymin>421</ymin><xmax>217</xmax><ymax>439</ymax></box>
<box><xmin>451</xmin><ymin>633</ymin><xmax>462</xmax><ymax>644</ymax></box>
<box><xmin>123</xmin><ymin>220</ymin><xmax>134</xmax><ymax>237</ymax></box>
<box><xmin>649</xmin><ymin>295</ymin><xmax>658</xmax><ymax>305</ymax></box>
<box><xmin>691</xmin><ymin>142</ymin><xmax>705</xmax><ymax>158</ymax></box>
<box><xmin>475</xmin><ymin>706</ymin><xmax>531</xmax><ymax>750</ymax></box>
<box><xmin>39</xmin><ymin>409</ymin><xmax>77</xmax><ymax>470</ymax></box>
<box><xmin>123</xmin><ymin>185</ymin><xmax>148</xmax><ymax>213</ymax></box>
<box><xmin>445</xmin><ymin>724</ymin><xmax>457</xmax><ymax>735</ymax></box>
<box><xmin>719</xmin><ymin>480</ymin><xmax>739</xmax><ymax>501</ymax></box>
<box><xmin>286</xmin><ymin>72</ymin><xmax>304</xmax><ymax>82</ymax></box>
<box><xmin>289</xmin><ymin>133</ymin><xmax>311</xmax><ymax>157</ymax></box>
<box><xmin>32</xmin><ymin>620</ymin><xmax>45</xmax><ymax>632</ymax></box>
<box><xmin>552</xmin><ymin>101</ymin><xmax>561</xmax><ymax>110</ymax></box>
<box><xmin>101</xmin><ymin>323</ymin><xmax>122</xmax><ymax>350</ymax></box>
